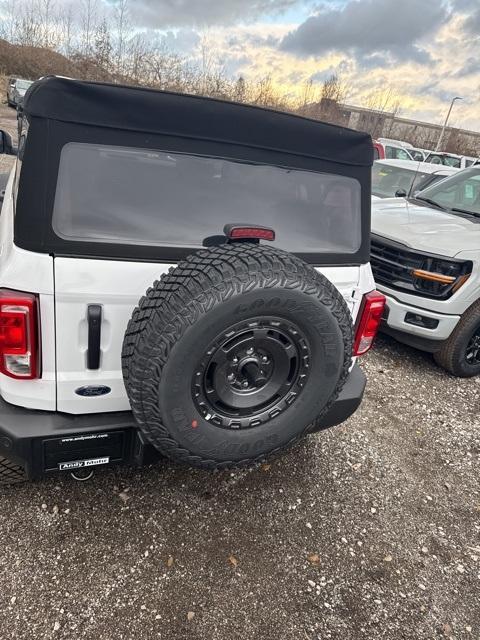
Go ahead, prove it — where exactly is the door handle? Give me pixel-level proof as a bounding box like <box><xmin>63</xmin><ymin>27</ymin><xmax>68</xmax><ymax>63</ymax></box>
<box><xmin>87</xmin><ymin>305</ymin><xmax>102</xmax><ymax>370</ymax></box>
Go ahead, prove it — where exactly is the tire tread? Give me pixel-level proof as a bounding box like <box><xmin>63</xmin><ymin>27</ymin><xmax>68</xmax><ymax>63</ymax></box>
<box><xmin>433</xmin><ymin>298</ymin><xmax>480</xmax><ymax>377</ymax></box>
<box><xmin>122</xmin><ymin>244</ymin><xmax>353</xmax><ymax>468</ymax></box>
<box><xmin>0</xmin><ymin>456</ymin><xmax>26</xmax><ymax>485</ymax></box>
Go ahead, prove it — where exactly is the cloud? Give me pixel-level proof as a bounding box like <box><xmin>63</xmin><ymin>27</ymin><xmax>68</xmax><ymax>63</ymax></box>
<box><xmin>465</xmin><ymin>8</ymin><xmax>480</xmax><ymax>36</ymax></box>
<box><xmin>122</xmin><ymin>0</ymin><xmax>303</xmax><ymax>28</ymax></box>
<box><xmin>280</xmin><ymin>0</ymin><xmax>449</xmax><ymax>62</ymax></box>
<box><xmin>454</xmin><ymin>57</ymin><xmax>478</xmax><ymax>77</ymax></box>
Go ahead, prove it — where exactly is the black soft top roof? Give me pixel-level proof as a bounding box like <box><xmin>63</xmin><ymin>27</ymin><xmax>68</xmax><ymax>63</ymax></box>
<box><xmin>23</xmin><ymin>76</ymin><xmax>372</xmax><ymax>168</ymax></box>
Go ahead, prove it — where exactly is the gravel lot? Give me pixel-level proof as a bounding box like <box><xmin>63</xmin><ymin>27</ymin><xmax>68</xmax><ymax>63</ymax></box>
<box><xmin>0</xmin><ymin>336</ymin><xmax>478</xmax><ymax>640</ymax></box>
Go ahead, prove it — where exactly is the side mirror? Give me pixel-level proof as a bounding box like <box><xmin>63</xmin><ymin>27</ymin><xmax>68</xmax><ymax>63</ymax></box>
<box><xmin>395</xmin><ymin>188</ymin><xmax>407</xmax><ymax>198</ymax></box>
<box><xmin>0</xmin><ymin>130</ymin><xmax>16</xmax><ymax>156</ymax></box>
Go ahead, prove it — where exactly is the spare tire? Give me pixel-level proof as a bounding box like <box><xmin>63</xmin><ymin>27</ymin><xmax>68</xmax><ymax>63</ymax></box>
<box><xmin>122</xmin><ymin>243</ymin><xmax>352</xmax><ymax>469</ymax></box>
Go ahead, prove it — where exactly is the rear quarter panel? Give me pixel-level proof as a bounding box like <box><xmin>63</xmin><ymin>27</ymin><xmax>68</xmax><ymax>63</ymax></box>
<box><xmin>0</xmin><ymin>168</ymin><xmax>56</xmax><ymax>410</ymax></box>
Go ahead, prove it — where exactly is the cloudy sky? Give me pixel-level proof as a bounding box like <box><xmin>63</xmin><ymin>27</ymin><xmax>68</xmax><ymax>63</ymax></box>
<box><xmin>15</xmin><ymin>0</ymin><xmax>480</xmax><ymax>130</ymax></box>
<box><xmin>122</xmin><ymin>0</ymin><xmax>479</xmax><ymax>129</ymax></box>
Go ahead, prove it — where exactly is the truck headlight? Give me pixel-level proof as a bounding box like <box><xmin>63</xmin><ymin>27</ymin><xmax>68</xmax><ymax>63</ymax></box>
<box><xmin>412</xmin><ymin>258</ymin><xmax>472</xmax><ymax>298</ymax></box>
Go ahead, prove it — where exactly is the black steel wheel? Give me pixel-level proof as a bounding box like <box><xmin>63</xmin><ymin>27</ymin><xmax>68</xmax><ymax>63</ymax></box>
<box><xmin>465</xmin><ymin>327</ymin><xmax>480</xmax><ymax>366</ymax></box>
<box><xmin>193</xmin><ymin>317</ymin><xmax>310</xmax><ymax>429</ymax></box>
<box><xmin>122</xmin><ymin>243</ymin><xmax>353</xmax><ymax>468</ymax></box>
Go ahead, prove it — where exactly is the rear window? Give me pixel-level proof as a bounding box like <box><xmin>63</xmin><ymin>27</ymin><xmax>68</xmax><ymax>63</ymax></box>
<box><xmin>52</xmin><ymin>143</ymin><xmax>362</xmax><ymax>255</ymax></box>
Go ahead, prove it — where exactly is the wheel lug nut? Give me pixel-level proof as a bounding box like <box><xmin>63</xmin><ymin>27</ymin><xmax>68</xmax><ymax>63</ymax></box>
<box><xmin>227</xmin><ymin>373</ymin><xmax>235</xmax><ymax>382</ymax></box>
<box><xmin>232</xmin><ymin>357</ymin><xmax>238</xmax><ymax>364</ymax></box>
<box><xmin>242</xmin><ymin>381</ymin><xmax>249</xmax><ymax>388</ymax></box>
<box><xmin>246</xmin><ymin>347</ymin><xmax>254</xmax><ymax>355</ymax></box>
<box><xmin>262</xmin><ymin>356</ymin><xmax>268</xmax><ymax>363</ymax></box>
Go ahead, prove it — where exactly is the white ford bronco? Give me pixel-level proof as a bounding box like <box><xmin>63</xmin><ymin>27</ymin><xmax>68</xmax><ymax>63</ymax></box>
<box><xmin>0</xmin><ymin>77</ymin><xmax>383</xmax><ymax>483</ymax></box>
<box><xmin>371</xmin><ymin>166</ymin><xmax>480</xmax><ymax>377</ymax></box>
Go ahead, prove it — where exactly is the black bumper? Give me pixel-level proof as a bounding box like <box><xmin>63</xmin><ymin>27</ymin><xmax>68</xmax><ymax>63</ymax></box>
<box><xmin>310</xmin><ymin>363</ymin><xmax>366</xmax><ymax>432</ymax></box>
<box><xmin>0</xmin><ymin>365</ymin><xmax>366</xmax><ymax>479</ymax></box>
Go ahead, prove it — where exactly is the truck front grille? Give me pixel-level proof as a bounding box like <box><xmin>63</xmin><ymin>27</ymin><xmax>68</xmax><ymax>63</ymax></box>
<box><xmin>370</xmin><ymin>236</ymin><xmax>471</xmax><ymax>301</ymax></box>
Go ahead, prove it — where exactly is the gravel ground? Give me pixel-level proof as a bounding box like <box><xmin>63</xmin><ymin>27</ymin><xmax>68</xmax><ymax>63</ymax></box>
<box><xmin>0</xmin><ymin>335</ymin><xmax>478</xmax><ymax>640</ymax></box>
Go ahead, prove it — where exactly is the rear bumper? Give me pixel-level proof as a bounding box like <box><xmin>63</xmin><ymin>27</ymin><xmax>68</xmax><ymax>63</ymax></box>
<box><xmin>0</xmin><ymin>365</ymin><xmax>366</xmax><ymax>479</ymax></box>
<box><xmin>310</xmin><ymin>363</ymin><xmax>366</xmax><ymax>432</ymax></box>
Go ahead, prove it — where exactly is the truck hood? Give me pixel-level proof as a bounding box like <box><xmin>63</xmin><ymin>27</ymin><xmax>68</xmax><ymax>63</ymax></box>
<box><xmin>371</xmin><ymin>199</ymin><xmax>480</xmax><ymax>258</ymax></box>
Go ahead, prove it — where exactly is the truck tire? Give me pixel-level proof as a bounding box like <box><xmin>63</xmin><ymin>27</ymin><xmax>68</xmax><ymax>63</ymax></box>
<box><xmin>0</xmin><ymin>456</ymin><xmax>26</xmax><ymax>485</ymax></box>
<box><xmin>434</xmin><ymin>300</ymin><xmax>480</xmax><ymax>377</ymax></box>
<box><xmin>122</xmin><ymin>244</ymin><xmax>353</xmax><ymax>469</ymax></box>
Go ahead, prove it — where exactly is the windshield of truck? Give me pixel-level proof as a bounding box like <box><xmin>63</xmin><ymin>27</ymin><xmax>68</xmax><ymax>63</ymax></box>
<box><xmin>415</xmin><ymin>167</ymin><xmax>480</xmax><ymax>216</ymax></box>
<box><xmin>372</xmin><ymin>162</ymin><xmax>430</xmax><ymax>198</ymax></box>
<box><xmin>52</xmin><ymin>143</ymin><xmax>363</xmax><ymax>254</ymax></box>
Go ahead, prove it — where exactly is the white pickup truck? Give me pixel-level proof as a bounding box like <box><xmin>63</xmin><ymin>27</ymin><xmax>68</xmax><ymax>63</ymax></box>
<box><xmin>371</xmin><ymin>166</ymin><xmax>480</xmax><ymax>377</ymax></box>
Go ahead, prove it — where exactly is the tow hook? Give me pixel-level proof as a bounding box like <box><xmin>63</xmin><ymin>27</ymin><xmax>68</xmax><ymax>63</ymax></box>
<box><xmin>70</xmin><ymin>469</ymin><xmax>95</xmax><ymax>482</ymax></box>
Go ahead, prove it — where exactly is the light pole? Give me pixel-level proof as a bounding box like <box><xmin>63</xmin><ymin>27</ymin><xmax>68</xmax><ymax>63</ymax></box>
<box><xmin>435</xmin><ymin>96</ymin><xmax>462</xmax><ymax>152</ymax></box>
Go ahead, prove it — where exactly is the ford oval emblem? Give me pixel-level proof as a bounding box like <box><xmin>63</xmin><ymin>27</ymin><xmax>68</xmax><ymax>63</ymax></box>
<box><xmin>75</xmin><ymin>385</ymin><xmax>111</xmax><ymax>397</ymax></box>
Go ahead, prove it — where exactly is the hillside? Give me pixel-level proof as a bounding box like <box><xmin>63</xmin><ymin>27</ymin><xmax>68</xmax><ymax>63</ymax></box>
<box><xmin>0</xmin><ymin>39</ymin><xmax>81</xmax><ymax>80</ymax></box>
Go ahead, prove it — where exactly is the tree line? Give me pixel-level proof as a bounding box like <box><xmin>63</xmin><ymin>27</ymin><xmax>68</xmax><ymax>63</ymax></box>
<box><xmin>0</xmin><ymin>0</ymin><xmax>477</xmax><ymax>155</ymax></box>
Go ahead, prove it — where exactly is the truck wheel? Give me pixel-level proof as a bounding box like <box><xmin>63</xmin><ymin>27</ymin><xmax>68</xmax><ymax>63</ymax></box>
<box><xmin>0</xmin><ymin>456</ymin><xmax>26</xmax><ymax>485</ymax></box>
<box><xmin>122</xmin><ymin>244</ymin><xmax>353</xmax><ymax>469</ymax></box>
<box><xmin>434</xmin><ymin>300</ymin><xmax>480</xmax><ymax>377</ymax></box>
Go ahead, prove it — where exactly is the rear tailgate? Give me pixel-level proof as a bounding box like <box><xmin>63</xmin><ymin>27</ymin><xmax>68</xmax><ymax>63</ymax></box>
<box><xmin>53</xmin><ymin>258</ymin><xmax>367</xmax><ymax>414</ymax></box>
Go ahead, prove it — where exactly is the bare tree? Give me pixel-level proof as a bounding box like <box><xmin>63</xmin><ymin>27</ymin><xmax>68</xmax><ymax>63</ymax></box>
<box><xmin>309</xmin><ymin>73</ymin><xmax>348</xmax><ymax>124</ymax></box>
<box><xmin>93</xmin><ymin>18</ymin><xmax>112</xmax><ymax>77</ymax></box>
<box><xmin>233</xmin><ymin>76</ymin><xmax>247</xmax><ymax>103</ymax></box>
<box><xmin>16</xmin><ymin>0</ymin><xmax>43</xmax><ymax>48</ymax></box>
<box><xmin>39</xmin><ymin>0</ymin><xmax>57</xmax><ymax>48</ymax></box>
<box><xmin>114</xmin><ymin>0</ymin><xmax>129</xmax><ymax>76</ymax></box>
<box><xmin>126</xmin><ymin>33</ymin><xmax>151</xmax><ymax>84</ymax></box>
<box><xmin>58</xmin><ymin>4</ymin><xmax>75</xmax><ymax>57</ymax></box>
<box><xmin>0</xmin><ymin>0</ymin><xmax>18</xmax><ymax>42</ymax></box>
<box><xmin>361</xmin><ymin>86</ymin><xmax>401</xmax><ymax>138</ymax></box>
<box><xmin>297</xmin><ymin>79</ymin><xmax>318</xmax><ymax>114</ymax></box>
<box><xmin>80</xmin><ymin>0</ymin><xmax>97</xmax><ymax>56</ymax></box>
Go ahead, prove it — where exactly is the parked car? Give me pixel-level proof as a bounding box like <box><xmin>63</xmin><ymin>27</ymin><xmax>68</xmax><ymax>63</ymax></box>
<box><xmin>0</xmin><ymin>76</ymin><xmax>384</xmax><ymax>483</ymax></box>
<box><xmin>462</xmin><ymin>156</ymin><xmax>480</xmax><ymax>168</ymax></box>
<box><xmin>425</xmin><ymin>152</ymin><xmax>461</xmax><ymax>168</ymax></box>
<box><xmin>371</xmin><ymin>166</ymin><xmax>480</xmax><ymax>377</ymax></box>
<box><xmin>372</xmin><ymin>159</ymin><xmax>458</xmax><ymax>200</ymax></box>
<box><xmin>377</xmin><ymin>138</ymin><xmax>414</xmax><ymax>150</ymax></box>
<box><xmin>0</xmin><ymin>130</ymin><xmax>15</xmax><ymax>156</ymax></box>
<box><xmin>409</xmin><ymin>148</ymin><xmax>428</xmax><ymax>161</ymax></box>
<box><xmin>409</xmin><ymin>147</ymin><xmax>438</xmax><ymax>162</ymax></box>
<box><xmin>6</xmin><ymin>77</ymin><xmax>33</xmax><ymax>108</ymax></box>
<box><xmin>423</xmin><ymin>152</ymin><xmax>480</xmax><ymax>169</ymax></box>
<box><xmin>373</xmin><ymin>140</ymin><xmax>414</xmax><ymax>161</ymax></box>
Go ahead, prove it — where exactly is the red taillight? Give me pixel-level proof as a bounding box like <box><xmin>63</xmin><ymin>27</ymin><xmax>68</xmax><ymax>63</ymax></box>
<box><xmin>0</xmin><ymin>289</ymin><xmax>39</xmax><ymax>379</ymax></box>
<box><xmin>224</xmin><ymin>224</ymin><xmax>275</xmax><ymax>241</ymax></box>
<box><xmin>353</xmin><ymin>290</ymin><xmax>386</xmax><ymax>356</ymax></box>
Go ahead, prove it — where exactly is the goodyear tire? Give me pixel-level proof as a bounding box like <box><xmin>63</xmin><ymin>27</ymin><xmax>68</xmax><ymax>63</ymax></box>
<box><xmin>0</xmin><ymin>456</ymin><xmax>26</xmax><ymax>485</ymax></box>
<box><xmin>122</xmin><ymin>244</ymin><xmax>353</xmax><ymax>469</ymax></box>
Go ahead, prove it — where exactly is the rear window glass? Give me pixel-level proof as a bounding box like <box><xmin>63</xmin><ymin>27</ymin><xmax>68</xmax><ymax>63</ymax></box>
<box><xmin>52</xmin><ymin>143</ymin><xmax>362</xmax><ymax>255</ymax></box>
